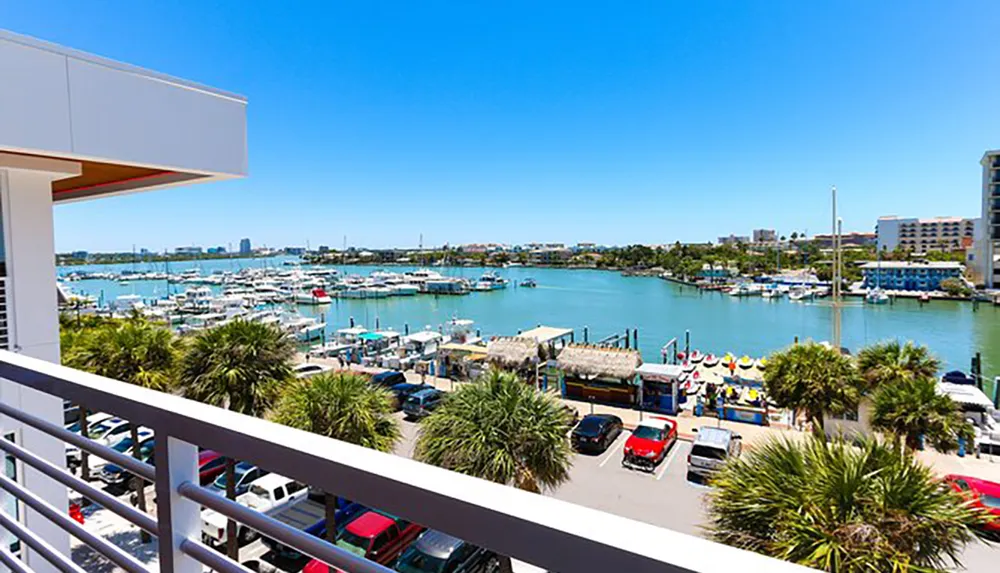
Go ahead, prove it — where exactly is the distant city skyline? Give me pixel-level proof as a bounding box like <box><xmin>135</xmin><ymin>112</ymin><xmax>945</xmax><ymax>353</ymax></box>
<box><xmin>6</xmin><ymin>2</ymin><xmax>997</xmax><ymax>252</ymax></box>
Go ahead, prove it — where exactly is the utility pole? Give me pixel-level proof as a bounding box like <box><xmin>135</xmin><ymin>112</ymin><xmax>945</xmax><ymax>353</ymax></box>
<box><xmin>831</xmin><ymin>186</ymin><xmax>842</xmax><ymax>351</ymax></box>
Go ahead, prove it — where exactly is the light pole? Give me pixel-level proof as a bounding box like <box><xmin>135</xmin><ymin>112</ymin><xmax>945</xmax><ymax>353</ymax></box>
<box><xmin>831</xmin><ymin>186</ymin><xmax>842</xmax><ymax>351</ymax></box>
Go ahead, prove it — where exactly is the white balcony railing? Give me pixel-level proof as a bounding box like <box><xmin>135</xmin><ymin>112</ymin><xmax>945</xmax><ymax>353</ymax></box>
<box><xmin>0</xmin><ymin>350</ymin><xmax>813</xmax><ymax>573</ymax></box>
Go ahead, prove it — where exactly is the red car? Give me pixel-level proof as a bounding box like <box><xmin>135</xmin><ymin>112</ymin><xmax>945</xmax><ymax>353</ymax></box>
<box><xmin>622</xmin><ymin>418</ymin><xmax>677</xmax><ymax>472</ymax></box>
<box><xmin>302</xmin><ymin>511</ymin><xmax>425</xmax><ymax>573</ymax></box>
<box><xmin>197</xmin><ymin>450</ymin><xmax>227</xmax><ymax>486</ymax></box>
<box><xmin>945</xmin><ymin>475</ymin><xmax>1000</xmax><ymax>533</ymax></box>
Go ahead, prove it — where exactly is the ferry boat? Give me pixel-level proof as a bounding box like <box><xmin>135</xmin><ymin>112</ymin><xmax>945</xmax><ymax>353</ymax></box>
<box><xmin>474</xmin><ymin>271</ymin><xmax>508</xmax><ymax>291</ymax></box>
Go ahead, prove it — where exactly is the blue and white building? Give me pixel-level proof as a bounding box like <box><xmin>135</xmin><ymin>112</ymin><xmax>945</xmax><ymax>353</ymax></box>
<box><xmin>860</xmin><ymin>261</ymin><xmax>965</xmax><ymax>292</ymax></box>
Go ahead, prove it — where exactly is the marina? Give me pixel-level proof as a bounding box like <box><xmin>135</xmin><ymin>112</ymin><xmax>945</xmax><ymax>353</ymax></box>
<box><xmin>59</xmin><ymin>256</ymin><xmax>1000</xmax><ymax>392</ymax></box>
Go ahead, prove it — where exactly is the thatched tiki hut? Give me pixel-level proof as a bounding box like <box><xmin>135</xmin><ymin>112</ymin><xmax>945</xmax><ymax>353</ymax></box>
<box><xmin>486</xmin><ymin>337</ymin><xmax>540</xmax><ymax>379</ymax></box>
<box><xmin>557</xmin><ymin>344</ymin><xmax>642</xmax><ymax>407</ymax></box>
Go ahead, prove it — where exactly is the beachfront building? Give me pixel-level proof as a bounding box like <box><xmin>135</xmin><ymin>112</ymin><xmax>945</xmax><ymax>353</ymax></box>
<box><xmin>859</xmin><ymin>261</ymin><xmax>964</xmax><ymax>292</ymax></box>
<box><xmin>811</xmin><ymin>232</ymin><xmax>876</xmax><ymax>249</ymax></box>
<box><xmin>751</xmin><ymin>229</ymin><xmax>777</xmax><ymax>244</ymax></box>
<box><xmin>717</xmin><ymin>234</ymin><xmax>750</xmax><ymax>246</ymax></box>
<box><xmin>981</xmin><ymin>150</ymin><xmax>1000</xmax><ymax>288</ymax></box>
<box><xmin>876</xmin><ymin>215</ymin><xmax>978</xmax><ymax>253</ymax></box>
<box><xmin>0</xmin><ymin>28</ymin><xmax>812</xmax><ymax>573</ymax></box>
<box><xmin>239</xmin><ymin>237</ymin><xmax>252</xmax><ymax>254</ymax></box>
<box><xmin>174</xmin><ymin>246</ymin><xmax>203</xmax><ymax>256</ymax></box>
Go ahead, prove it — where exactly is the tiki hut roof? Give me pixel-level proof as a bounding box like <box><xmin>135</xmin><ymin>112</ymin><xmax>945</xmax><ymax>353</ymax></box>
<box><xmin>557</xmin><ymin>344</ymin><xmax>642</xmax><ymax>380</ymax></box>
<box><xmin>487</xmin><ymin>336</ymin><xmax>539</xmax><ymax>367</ymax></box>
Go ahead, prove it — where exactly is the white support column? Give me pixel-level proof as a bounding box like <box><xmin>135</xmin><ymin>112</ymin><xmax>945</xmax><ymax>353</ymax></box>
<box><xmin>154</xmin><ymin>437</ymin><xmax>200</xmax><ymax>573</ymax></box>
<box><xmin>0</xmin><ymin>154</ymin><xmax>80</xmax><ymax>573</ymax></box>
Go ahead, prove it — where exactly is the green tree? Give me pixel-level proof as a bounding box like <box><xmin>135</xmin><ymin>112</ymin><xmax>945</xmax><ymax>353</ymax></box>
<box><xmin>706</xmin><ymin>436</ymin><xmax>990</xmax><ymax>572</ymax></box>
<box><xmin>178</xmin><ymin>319</ymin><xmax>295</xmax><ymax>558</ymax></box>
<box><xmin>856</xmin><ymin>340</ymin><xmax>940</xmax><ymax>391</ymax></box>
<box><xmin>272</xmin><ymin>372</ymin><xmax>399</xmax><ymax>544</ymax></box>
<box><xmin>64</xmin><ymin>318</ymin><xmax>181</xmax><ymax>541</ymax></box>
<box><xmin>871</xmin><ymin>376</ymin><xmax>971</xmax><ymax>452</ymax></box>
<box><xmin>763</xmin><ymin>342</ymin><xmax>861</xmax><ymax>431</ymax></box>
<box><xmin>415</xmin><ymin>369</ymin><xmax>573</xmax><ymax>573</ymax></box>
<box><xmin>415</xmin><ymin>369</ymin><xmax>573</xmax><ymax>492</ymax></box>
<box><xmin>940</xmin><ymin>277</ymin><xmax>971</xmax><ymax>298</ymax></box>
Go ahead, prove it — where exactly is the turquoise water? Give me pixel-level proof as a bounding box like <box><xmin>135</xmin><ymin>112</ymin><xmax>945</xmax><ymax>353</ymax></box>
<box><xmin>60</xmin><ymin>256</ymin><xmax>1000</xmax><ymax>392</ymax></box>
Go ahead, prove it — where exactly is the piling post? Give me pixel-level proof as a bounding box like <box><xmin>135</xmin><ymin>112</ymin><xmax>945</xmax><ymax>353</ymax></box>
<box><xmin>583</xmin><ymin>326</ymin><xmax>589</xmax><ymax>344</ymax></box>
<box><xmin>633</xmin><ymin>329</ymin><xmax>638</xmax><ymax>351</ymax></box>
<box><xmin>624</xmin><ymin>328</ymin><xmax>630</xmax><ymax>349</ymax></box>
<box><xmin>375</xmin><ymin>316</ymin><xmax>380</xmax><ymax>330</ymax></box>
<box><xmin>404</xmin><ymin>323</ymin><xmax>409</xmax><ymax>335</ymax></box>
<box><xmin>349</xmin><ymin>316</ymin><xmax>355</xmax><ymax>328</ymax></box>
<box><xmin>684</xmin><ymin>330</ymin><xmax>690</xmax><ymax>358</ymax></box>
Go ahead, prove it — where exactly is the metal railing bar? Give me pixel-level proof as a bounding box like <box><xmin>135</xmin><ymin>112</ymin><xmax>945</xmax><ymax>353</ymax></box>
<box><xmin>0</xmin><ymin>544</ymin><xmax>34</xmax><ymax>573</ymax></box>
<box><xmin>0</xmin><ymin>473</ymin><xmax>148</xmax><ymax>573</ymax></box>
<box><xmin>0</xmin><ymin>508</ymin><xmax>85</xmax><ymax>573</ymax></box>
<box><xmin>0</xmin><ymin>351</ymin><xmax>814</xmax><ymax>573</ymax></box>
<box><xmin>180</xmin><ymin>539</ymin><xmax>253</xmax><ymax>573</ymax></box>
<box><xmin>178</xmin><ymin>481</ymin><xmax>395</xmax><ymax>573</ymax></box>
<box><xmin>0</xmin><ymin>435</ymin><xmax>158</xmax><ymax>535</ymax></box>
<box><xmin>0</xmin><ymin>401</ymin><xmax>155</xmax><ymax>482</ymax></box>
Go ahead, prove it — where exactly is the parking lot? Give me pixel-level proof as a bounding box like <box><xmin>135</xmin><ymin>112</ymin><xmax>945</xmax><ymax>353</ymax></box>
<box><xmin>73</xmin><ymin>411</ymin><xmax>998</xmax><ymax>573</ymax></box>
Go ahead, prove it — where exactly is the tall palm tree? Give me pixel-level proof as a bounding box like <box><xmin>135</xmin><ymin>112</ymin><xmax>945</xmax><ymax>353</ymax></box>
<box><xmin>871</xmin><ymin>376</ymin><xmax>971</xmax><ymax>452</ymax></box>
<box><xmin>272</xmin><ymin>371</ymin><xmax>399</xmax><ymax>544</ymax></box>
<box><xmin>178</xmin><ymin>319</ymin><xmax>295</xmax><ymax>559</ymax></box>
<box><xmin>857</xmin><ymin>340</ymin><xmax>940</xmax><ymax>391</ymax></box>
<box><xmin>763</xmin><ymin>342</ymin><xmax>861</xmax><ymax>431</ymax></box>
<box><xmin>415</xmin><ymin>369</ymin><xmax>573</xmax><ymax>573</ymax></box>
<box><xmin>66</xmin><ymin>318</ymin><xmax>180</xmax><ymax>542</ymax></box>
<box><xmin>706</xmin><ymin>435</ymin><xmax>991</xmax><ymax>572</ymax></box>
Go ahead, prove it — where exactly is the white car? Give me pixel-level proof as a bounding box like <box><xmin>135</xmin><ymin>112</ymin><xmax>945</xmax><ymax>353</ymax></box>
<box><xmin>201</xmin><ymin>474</ymin><xmax>307</xmax><ymax>547</ymax></box>
<box><xmin>292</xmin><ymin>362</ymin><xmax>332</xmax><ymax>379</ymax></box>
<box><xmin>65</xmin><ymin>412</ymin><xmax>115</xmax><ymax>465</ymax></box>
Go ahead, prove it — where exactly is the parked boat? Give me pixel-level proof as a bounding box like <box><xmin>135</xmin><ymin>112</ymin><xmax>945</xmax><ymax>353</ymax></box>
<box><xmin>295</xmin><ymin>288</ymin><xmax>332</xmax><ymax>305</ymax></box>
<box><xmin>865</xmin><ymin>288</ymin><xmax>890</xmax><ymax>305</ymax></box>
<box><xmin>474</xmin><ymin>271</ymin><xmax>508</xmax><ymax>291</ymax></box>
<box><xmin>703</xmin><ymin>353</ymin><xmax>719</xmax><ymax>367</ymax></box>
<box><xmin>689</xmin><ymin>349</ymin><xmax>703</xmax><ymax>363</ymax></box>
<box><xmin>737</xmin><ymin>355</ymin><xmax>753</xmax><ymax>369</ymax></box>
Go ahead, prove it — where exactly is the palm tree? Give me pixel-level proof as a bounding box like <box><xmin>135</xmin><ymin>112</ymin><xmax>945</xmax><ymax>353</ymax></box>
<box><xmin>871</xmin><ymin>376</ymin><xmax>971</xmax><ymax>452</ymax></box>
<box><xmin>857</xmin><ymin>340</ymin><xmax>940</xmax><ymax>391</ymax></box>
<box><xmin>415</xmin><ymin>369</ymin><xmax>572</xmax><ymax>573</ymax></box>
<box><xmin>178</xmin><ymin>319</ymin><xmax>295</xmax><ymax>559</ymax></box>
<box><xmin>763</xmin><ymin>342</ymin><xmax>861</xmax><ymax>431</ymax></box>
<box><xmin>415</xmin><ymin>368</ymin><xmax>572</xmax><ymax>490</ymax></box>
<box><xmin>66</xmin><ymin>318</ymin><xmax>180</xmax><ymax>542</ymax></box>
<box><xmin>272</xmin><ymin>371</ymin><xmax>399</xmax><ymax>544</ymax></box>
<box><xmin>706</xmin><ymin>435</ymin><xmax>991</xmax><ymax>572</ymax></box>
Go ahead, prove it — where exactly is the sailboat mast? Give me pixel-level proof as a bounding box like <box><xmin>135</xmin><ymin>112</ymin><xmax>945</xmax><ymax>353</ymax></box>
<box><xmin>831</xmin><ymin>186</ymin><xmax>842</xmax><ymax>351</ymax></box>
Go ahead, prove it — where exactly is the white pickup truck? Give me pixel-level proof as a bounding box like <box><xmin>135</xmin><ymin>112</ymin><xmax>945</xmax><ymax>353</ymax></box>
<box><xmin>201</xmin><ymin>473</ymin><xmax>307</xmax><ymax>548</ymax></box>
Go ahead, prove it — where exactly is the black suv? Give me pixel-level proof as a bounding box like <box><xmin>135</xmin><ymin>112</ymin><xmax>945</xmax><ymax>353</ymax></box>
<box><xmin>394</xmin><ymin>530</ymin><xmax>500</xmax><ymax>573</ymax></box>
<box><xmin>371</xmin><ymin>370</ymin><xmax>407</xmax><ymax>388</ymax></box>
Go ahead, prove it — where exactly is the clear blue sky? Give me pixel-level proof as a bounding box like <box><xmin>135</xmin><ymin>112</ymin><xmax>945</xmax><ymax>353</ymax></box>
<box><xmin>4</xmin><ymin>1</ymin><xmax>999</xmax><ymax>252</ymax></box>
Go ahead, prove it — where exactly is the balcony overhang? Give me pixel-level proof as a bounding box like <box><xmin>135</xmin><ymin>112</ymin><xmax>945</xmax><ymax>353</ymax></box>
<box><xmin>0</xmin><ymin>29</ymin><xmax>247</xmax><ymax>203</ymax></box>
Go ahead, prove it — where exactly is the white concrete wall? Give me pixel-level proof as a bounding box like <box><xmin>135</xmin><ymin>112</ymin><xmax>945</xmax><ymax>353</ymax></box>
<box><xmin>824</xmin><ymin>399</ymin><xmax>874</xmax><ymax>440</ymax></box>
<box><xmin>875</xmin><ymin>217</ymin><xmax>902</xmax><ymax>252</ymax></box>
<box><xmin>0</xmin><ymin>165</ymin><xmax>70</xmax><ymax>573</ymax></box>
<box><xmin>0</xmin><ymin>30</ymin><xmax>247</xmax><ymax>178</ymax></box>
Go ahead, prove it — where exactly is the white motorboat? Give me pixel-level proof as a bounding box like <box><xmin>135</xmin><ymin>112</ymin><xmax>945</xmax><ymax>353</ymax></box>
<box><xmin>283</xmin><ymin>316</ymin><xmax>326</xmax><ymax>342</ymax></box>
<box><xmin>788</xmin><ymin>286</ymin><xmax>814</xmax><ymax>302</ymax></box>
<box><xmin>474</xmin><ymin>271</ymin><xmax>507</xmax><ymax>291</ymax></box>
<box><xmin>295</xmin><ymin>288</ymin><xmax>332</xmax><ymax>305</ymax></box>
<box><xmin>865</xmin><ymin>288</ymin><xmax>889</xmax><ymax>305</ymax></box>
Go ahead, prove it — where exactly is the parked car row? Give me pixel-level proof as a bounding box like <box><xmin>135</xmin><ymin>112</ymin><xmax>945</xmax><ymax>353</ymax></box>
<box><xmin>370</xmin><ymin>369</ymin><xmax>447</xmax><ymax>420</ymax></box>
<box><xmin>569</xmin><ymin>413</ymin><xmax>744</xmax><ymax>479</ymax></box>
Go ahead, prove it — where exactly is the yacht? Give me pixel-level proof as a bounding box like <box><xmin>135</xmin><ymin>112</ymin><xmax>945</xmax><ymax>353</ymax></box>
<box><xmin>294</xmin><ymin>288</ymin><xmax>332</xmax><ymax>305</ymax></box>
<box><xmin>474</xmin><ymin>271</ymin><xmax>507</xmax><ymax>291</ymax></box>
<box><xmin>865</xmin><ymin>288</ymin><xmax>889</xmax><ymax>305</ymax></box>
<box><xmin>788</xmin><ymin>286</ymin><xmax>814</xmax><ymax>302</ymax></box>
<box><xmin>282</xmin><ymin>316</ymin><xmax>326</xmax><ymax>342</ymax></box>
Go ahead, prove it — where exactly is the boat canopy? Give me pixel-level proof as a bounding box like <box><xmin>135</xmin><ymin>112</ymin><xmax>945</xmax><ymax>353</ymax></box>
<box><xmin>518</xmin><ymin>326</ymin><xmax>573</xmax><ymax>345</ymax></box>
<box><xmin>938</xmin><ymin>382</ymin><xmax>994</xmax><ymax>410</ymax></box>
<box><xmin>336</xmin><ymin>326</ymin><xmax>369</xmax><ymax>336</ymax></box>
<box><xmin>359</xmin><ymin>332</ymin><xmax>384</xmax><ymax>341</ymax></box>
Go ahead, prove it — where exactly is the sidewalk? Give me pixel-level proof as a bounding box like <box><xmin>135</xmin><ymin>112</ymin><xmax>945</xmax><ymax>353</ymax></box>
<box><xmin>302</xmin><ymin>357</ymin><xmax>1000</xmax><ymax>482</ymax></box>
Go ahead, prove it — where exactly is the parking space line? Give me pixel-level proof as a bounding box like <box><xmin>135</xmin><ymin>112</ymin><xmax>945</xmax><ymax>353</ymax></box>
<box><xmin>655</xmin><ymin>442</ymin><xmax>683</xmax><ymax>481</ymax></box>
<box><xmin>598</xmin><ymin>435</ymin><xmax>627</xmax><ymax>468</ymax></box>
